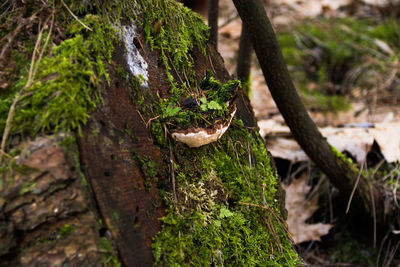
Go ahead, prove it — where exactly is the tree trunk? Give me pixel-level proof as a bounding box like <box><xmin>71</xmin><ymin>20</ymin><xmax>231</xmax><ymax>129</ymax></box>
<box><xmin>232</xmin><ymin>0</ymin><xmax>387</xmax><ymax>221</ymax></box>
<box><xmin>236</xmin><ymin>24</ymin><xmax>253</xmax><ymax>94</ymax></box>
<box><xmin>0</xmin><ymin>0</ymin><xmax>301</xmax><ymax>266</ymax></box>
<box><xmin>208</xmin><ymin>0</ymin><xmax>219</xmax><ymax>49</ymax></box>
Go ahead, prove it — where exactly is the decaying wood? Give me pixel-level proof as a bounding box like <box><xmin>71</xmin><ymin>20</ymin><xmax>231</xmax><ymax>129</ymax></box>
<box><xmin>0</xmin><ymin>135</ymin><xmax>108</xmax><ymax>266</ymax></box>
<box><xmin>75</xmin><ymin>23</ymin><xmax>256</xmax><ymax>265</ymax></box>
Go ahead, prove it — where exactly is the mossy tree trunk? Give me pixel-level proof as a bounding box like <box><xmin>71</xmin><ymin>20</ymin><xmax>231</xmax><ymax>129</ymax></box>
<box><xmin>0</xmin><ymin>1</ymin><xmax>302</xmax><ymax>266</ymax></box>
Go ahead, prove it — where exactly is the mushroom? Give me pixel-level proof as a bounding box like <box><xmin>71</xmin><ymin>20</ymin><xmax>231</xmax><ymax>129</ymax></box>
<box><xmin>170</xmin><ymin>104</ymin><xmax>237</xmax><ymax>147</ymax></box>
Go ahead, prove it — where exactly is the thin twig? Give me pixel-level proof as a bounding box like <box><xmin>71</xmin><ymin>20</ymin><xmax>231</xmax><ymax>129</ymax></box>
<box><xmin>145</xmin><ymin>115</ymin><xmax>160</xmax><ymax>129</ymax></box>
<box><xmin>182</xmin><ymin>67</ymin><xmax>191</xmax><ymax>89</ymax></box>
<box><xmin>208</xmin><ymin>53</ymin><xmax>216</xmax><ymax>74</ymax></box>
<box><xmin>377</xmin><ymin>231</ymin><xmax>390</xmax><ymax>267</ymax></box>
<box><xmin>166</xmin><ymin>53</ymin><xmax>185</xmax><ymax>85</ymax></box>
<box><xmin>370</xmin><ymin>159</ymin><xmax>385</xmax><ymax>178</ymax></box>
<box><xmin>346</xmin><ymin>160</ymin><xmax>365</xmax><ymax>214</ymax></box>
<box><xmin>136</xmin><ymin>110</ymin><xmax>147</xmax><ymax>126</ymax></box>
<box><xmin>218</xmin><ymin>14</ymin><xmax>239</xmax><ymax>29</ymax></box>
<box><xmin>231</xmin><ymin>140</ymin><xmax>257</xmax><ymax>202</ymax></box>
<box><xmin>239</xmin><ymin>201</ymin><xmax>290</xmax><ymax>232</ymax></box>
<box><xmin>1</xmin><ymin>13</ymin><xmax>53</xmax><ymax>151</ymax></box>
<box><xmin>61</xmin><ymin>0</ymin><xmax>92</xmax><ymax>31</ymax></box>
<box><xmin>384</xmin><ymin>240</ymin><xmax>400</xmax><ymax>267</ymax></box>
<box><xmin>370</xmin><ymin>184</ymin><xmax>377</xmax><ymax>248</ymax></box>
<box><xmin>0</xmin><ymin>149</ymin><xmax>12</xmax><ymax>158</ymax></box>
<box><xmin>168</xmin><ymin>139</ymin><xmax>178</xmax><ymax>203</ymax></box>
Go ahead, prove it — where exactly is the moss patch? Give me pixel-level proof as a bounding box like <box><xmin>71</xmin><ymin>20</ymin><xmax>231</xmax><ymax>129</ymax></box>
<box><xmin>136</xmin><ymin>0</ymin><xmax>208</xmax><ymax>94</ymax></box>
<box><xmin>98</xmin><ymin>237</ymin><xmax>122</xmax><ymax>267</ymax></box>
<box><xmin>153</xmin><ymin>121</ymin><xmax>301</xmax><ymax>266</ymax></box>
<box><xmin>0</xmin><ymin>15</ymin><xmax>115</xmax><ymax>139</ymax></box>
<box><xmin>120</xmin><ymin>1</ymin><xmax>302</xmax><ymax>265</ymax></box>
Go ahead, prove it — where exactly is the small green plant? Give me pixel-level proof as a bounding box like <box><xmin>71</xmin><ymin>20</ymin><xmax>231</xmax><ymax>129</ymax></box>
<box><xmin>98</xmin><ymin>237</ymin><xmax>121</xmax><ymax>267</ymax></box>
<box><xmin>58</xmin><ymin>224</ymin><xmax>75</xmax><ymax>237</ymax></box>
<box><xmin>200</xmin><ymin>98</ymin><xmax>222</xmax><ymax>111</ymax></box>
<box><xmin>156</xmin><ymin>75</ymin><xmax>239</xmax><ymax>131</ymax></box>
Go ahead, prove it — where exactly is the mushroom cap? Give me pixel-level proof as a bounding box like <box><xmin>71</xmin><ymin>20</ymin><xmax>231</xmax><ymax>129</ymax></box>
<box><xmin>170</xmin><ymin>104</ymin><xmax>237</xmax><ymax>147</ymax></box>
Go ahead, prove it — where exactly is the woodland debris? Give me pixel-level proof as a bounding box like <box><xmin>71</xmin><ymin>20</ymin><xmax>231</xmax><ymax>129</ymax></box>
<box><xmin>282</xmin><ymin>172</ymin><xmax>333</xmax><ymax>244</ymax></box>
<box><xmin>260</xmin><ymin>119</ymin><xmax>400</xmax><ymax>163</ymax></box>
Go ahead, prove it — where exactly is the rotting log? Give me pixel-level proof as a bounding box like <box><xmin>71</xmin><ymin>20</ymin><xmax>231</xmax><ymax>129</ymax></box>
<box><xmin>0</xmin><ymin>1</ymin><xmax>302</xmax><ymax>265</ymax></box>
<box><xmin>77</xmin><ymin>24</ymin><xmax>258</xmax><ymax>266</ymax></box>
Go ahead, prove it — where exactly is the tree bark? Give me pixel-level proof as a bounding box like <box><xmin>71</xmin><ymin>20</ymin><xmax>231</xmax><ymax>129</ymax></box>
<box><xmin>236</xmin><ymin>24</ymin><xmax>253</xmax><ymax>93</ymax></box>
<box><xmin>208</xmin><ymin>0</ymin><xmax>219</xmax><ymax>49</ymax></box>
<box><xmin>232</xmin><ymin>0</ymin><xmax>377</xmax><ymax>217</ymax></box>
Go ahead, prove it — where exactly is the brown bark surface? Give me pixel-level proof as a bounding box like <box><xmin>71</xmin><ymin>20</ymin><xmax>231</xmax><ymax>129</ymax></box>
<box><xmin>236</xmin><ymin>24</ymin><xmax>253</xmax><ymax>92</ymax></box>
<box><xmin>208</xmin><ymin>0</ymin><xmax>219</xmax><ymax>49</ymax></box>
<box><xmin>0</xmin><ymin>135</ymin><xmax>109</xmax><ymax>266</ymax></box>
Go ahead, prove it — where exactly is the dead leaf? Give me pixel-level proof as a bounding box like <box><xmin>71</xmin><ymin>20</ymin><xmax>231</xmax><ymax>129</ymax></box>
<box><xmin>260</xmin><ymin>119</ymin><xmax>400</xmax><ymax>164</ymax></box>
<box><xmin>370</xmin><ymin>121</ymin><xmax>400</xmax><ymax>163</ymax></box>
<box><xmin>266</xmin><ymin>137</ymin><xmax>308</xmax><ymax>162</ymax></box>
<box><xmin>282</xmin><ymin>172</ymin><xmax>333</xmax><ymax>243</ymax></box>
<box><xmin>322</xmin><ymin>126</ymin><xmax>374</xmax><ymax>164</ymax></box>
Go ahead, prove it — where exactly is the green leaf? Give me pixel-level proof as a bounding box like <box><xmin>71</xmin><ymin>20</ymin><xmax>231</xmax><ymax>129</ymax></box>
<box><xmin>164</xmin><ymin>105</ymin><xmax>181</xmax><ymax>117</ymax></box>
<box><xmin>200</xmin><ymin>103</ymin><xmax>208</xmax><ymax>111</ymax></box>
<box><xmin>207</xmin><ymin>101</ymin><xmax>222</xmax><ymax>110</ymax></box>
<box><xmin>219</xmin><ymin>207</ymin><xmax>234</xmax><ymax>218</ymax></box>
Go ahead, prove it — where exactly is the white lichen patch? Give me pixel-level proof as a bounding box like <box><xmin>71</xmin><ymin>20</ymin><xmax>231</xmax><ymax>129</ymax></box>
<box><xmin>171</xmin><ymin>106</ymin><xmax>237</xmax><ymax>148</ymax></box>
<box><xmin>123</xmin><ymin>25</ymin><xmax>149</xmax><ymax>88</ymax></box>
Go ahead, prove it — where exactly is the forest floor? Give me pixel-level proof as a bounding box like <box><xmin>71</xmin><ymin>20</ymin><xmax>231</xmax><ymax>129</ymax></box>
<box><xmin>214</xmin><ymin>0</ymin><xmax>400</xmax><ymax>266</ymax></box>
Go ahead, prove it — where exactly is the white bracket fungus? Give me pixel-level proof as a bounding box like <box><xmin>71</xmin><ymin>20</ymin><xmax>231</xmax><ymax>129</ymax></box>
<box><xmin>170</xmin><ymin>104</ymin><xmax>237</xmax><ymax>147</ymax></box>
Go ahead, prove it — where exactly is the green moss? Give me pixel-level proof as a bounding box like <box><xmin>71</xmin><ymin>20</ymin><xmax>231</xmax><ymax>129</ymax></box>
<box><xmin>153</xmin><ymin>120</ymin><xmax>302</xmax><ymax>266</ymax></box>
<box><xmin>58</xmin><ymin>224</ymin><xmax>76</xmax><ymax>237</ymax></box>
<box><xmin>331</xmin><ymin>145</ymin><xmax>359</xmax><ymax>172</ymax></box>
<box><xmin>98</xmin><ymin>237</ymin><xmax>121</xmax><ymax>267</ymax></box>
<box><xmin>151</xmin><ymin>121</ymin><xmax>167</xmax><ymax>147</ymax></box>
<box><xmin>136</xmin><ymin>0</ymin><xmax>208</xmax><ymax>94</ymax></box>
<box><xmin>132</xmin><ymin>150</ymin><xmax>158</xmax><ymax>191</ymax></box>
<box><xmin>0</xmin><ymin>15</ymin><xmax>115</xmax><ymax>139</ymax></box>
